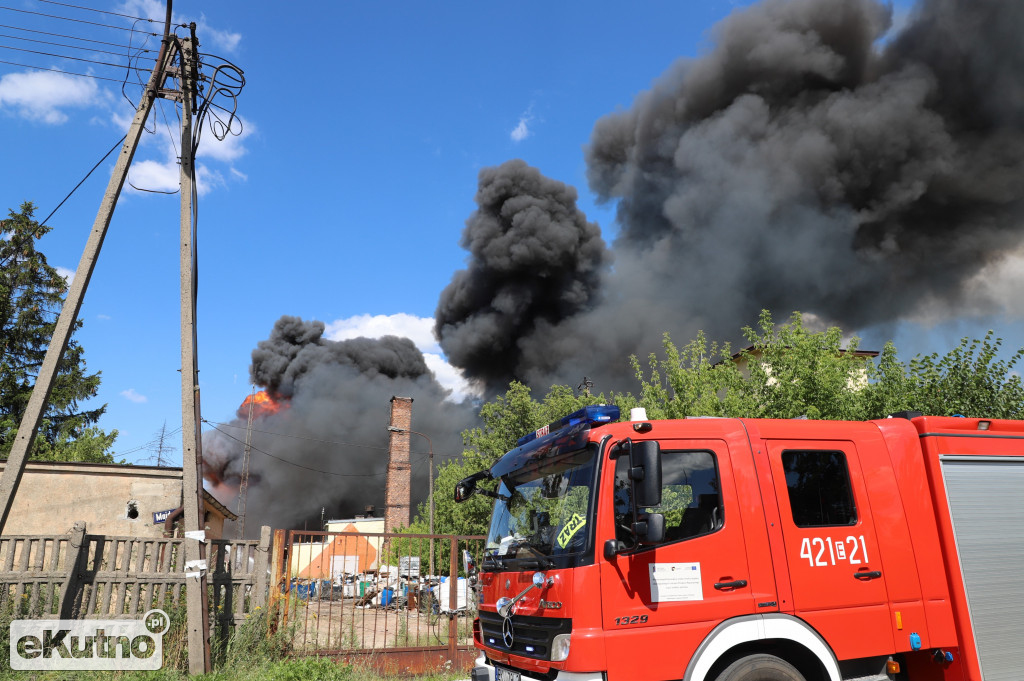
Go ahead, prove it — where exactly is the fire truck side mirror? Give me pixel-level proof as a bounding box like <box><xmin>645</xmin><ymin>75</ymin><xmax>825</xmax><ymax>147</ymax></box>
<box><xmin>454</xmin><ymin>478</ymin><xmax>476</xmax><ymax>502</ymax></box>
<box><xmin>630</xmin><ymin>440</ymin><xmax>663</xmax><ymax>508</ymax></box>
<box><xmin>454</xmin><ymin>470</ymin><xmax>492</xmax><ymax>503</ymax></box>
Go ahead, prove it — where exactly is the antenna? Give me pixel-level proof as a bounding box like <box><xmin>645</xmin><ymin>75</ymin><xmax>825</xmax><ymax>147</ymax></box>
<box><xmin>236</xmin><ymin>384</ymin><xmax>256</xmax><ymax>538</ymax></box>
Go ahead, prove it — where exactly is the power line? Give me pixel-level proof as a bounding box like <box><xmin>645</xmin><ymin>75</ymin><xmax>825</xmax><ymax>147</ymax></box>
<box><xmin>0</xmin><ymin>5</ymin><xmax>160</xmax><ymax>35</ymax></box>
<box><xmin>204</xmin><ymin>419</ymin><xmax>390</xmax><ymax>452</ymax></box>
<box><xmin>0</xmin><ymin>31</ymin><xmax>158</xmax><ymax>60</ymax></box>
<box><xmin>203</xmin><ymin>421</ymin><xmax>390</xmax><ymax>478</ymax></box>
<box><xmin>0</xmin><ymin>22</ymin><xmax>152</xmax><ymax>50</ymax></box>
<box><xmin>40</xmin><ymin>135</ymin><xmax>126</xmax><ymax>226</ymax></box>
<box><xmin>35</xmin><ymin>0</ymin><xmax>162</xmax><ymax>24</ymax></box>
<box><xmin>0</xmin><ymin>58</ymin><xmax>130</xmax><ymax>82</ymax></box>
<box><xmin>0</xmin><ymin>134</ymin><xmax>126</xmax><ymax>270</ymax></box>
<box><xmin>0</xmin><ymin>42</ymin><xmax>153</xmax><ymax>72</ymax></box>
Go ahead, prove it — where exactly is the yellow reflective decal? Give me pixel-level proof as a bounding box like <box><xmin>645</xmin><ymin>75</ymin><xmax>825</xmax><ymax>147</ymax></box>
<box><xmin>557</xmin><ymin>513</ymin><xmax>587</xmax><ymax>548</ymax></box>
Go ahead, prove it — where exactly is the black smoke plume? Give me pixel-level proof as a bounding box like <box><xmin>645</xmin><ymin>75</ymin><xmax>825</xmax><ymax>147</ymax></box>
<box><xmin>434</xmin><ymin>159</ymin><xmax>610</xmax><ymax>395</ymax></box>
<box><xmin>203</xmin><ymin>316</ymin><xmax>476</xmax><ymax>535</ymax></box>
<box><xmin>438</xmin><ymin>0</ymin><xmax>1024</xmax><ymax>394</ymax></box>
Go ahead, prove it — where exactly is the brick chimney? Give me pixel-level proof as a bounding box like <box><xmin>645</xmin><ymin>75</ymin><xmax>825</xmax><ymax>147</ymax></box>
<box><xmin>384</xmin><ymin>396</ymin><xmax>413</xmax><ymax>533</ymax></box>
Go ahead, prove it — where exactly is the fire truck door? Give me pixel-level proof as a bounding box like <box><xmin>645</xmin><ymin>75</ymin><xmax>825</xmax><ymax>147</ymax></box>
<box><xmin>764</xmin><ymin>440</ymin><xmax>895</xmax><ymax>660</ymax></box>
<box><xmin>600</xmin><ymin>439</ymin><xmax>760</xmax><ymax>681</ymax></box>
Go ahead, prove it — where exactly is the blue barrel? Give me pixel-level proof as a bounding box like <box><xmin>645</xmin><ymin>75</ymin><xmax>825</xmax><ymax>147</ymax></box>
<box><xmin>381</xmin><ymin>587</ymin><xmax>394</xmax><ymax>606</ymax></box>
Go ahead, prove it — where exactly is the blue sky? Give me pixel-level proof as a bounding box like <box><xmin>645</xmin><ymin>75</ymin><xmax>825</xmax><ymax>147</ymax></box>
<box><xmin>3</xmin><ymin>0</ymin><xmax>1020</xmax><ymax>465</ymax></box>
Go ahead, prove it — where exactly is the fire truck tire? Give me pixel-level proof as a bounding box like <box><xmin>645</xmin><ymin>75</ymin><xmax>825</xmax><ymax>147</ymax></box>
<box><xmin>712</xmin><ymin>653</ymin><xmax>805</xmax><ymax>681</ymax></box>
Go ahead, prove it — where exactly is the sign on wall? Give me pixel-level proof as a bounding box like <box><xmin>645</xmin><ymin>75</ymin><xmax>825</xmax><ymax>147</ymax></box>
<box><xmin>152</xmin><ymin>508</ymin><xmax>177</xmax><ymax>524</ymax></box>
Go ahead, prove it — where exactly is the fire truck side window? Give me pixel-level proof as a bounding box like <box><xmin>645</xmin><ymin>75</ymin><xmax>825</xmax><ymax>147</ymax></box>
<box><xmin>659</xmin><ymin>450</ymin><xmax>722</xmax><ymax>542</ymax></box>
<box><xmin>613</xmin><ymin>449</ymin><xmax>722</xmax><ymax>546</ymax></box>
<box><xmin>782</xmin><ymin>450</ymin><xmax>857</xmax><ymax>527</ymax></box>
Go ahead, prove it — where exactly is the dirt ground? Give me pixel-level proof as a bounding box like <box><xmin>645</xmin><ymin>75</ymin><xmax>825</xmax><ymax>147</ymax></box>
<box><xmin>284</xmin><ymin>596</ymin><xmax>476</xmax><ymax>653</ymax></box>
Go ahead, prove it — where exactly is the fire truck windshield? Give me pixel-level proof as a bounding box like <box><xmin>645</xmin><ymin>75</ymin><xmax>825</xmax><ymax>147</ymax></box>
<box><xmin>484</xmin><ymin>444</ymin><xmax>599</xmax><ymax>571</ymax></box>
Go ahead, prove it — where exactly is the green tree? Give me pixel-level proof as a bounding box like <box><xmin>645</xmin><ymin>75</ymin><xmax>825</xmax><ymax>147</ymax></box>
<box><xmin>633</xmin><ymin>311</ymin><xmax>871</xmax><ymax>421</ymax></box>
<box><xmin>738</xmin><ymin>310</ymin><xmax>869</xmax><ymax>421</ymax></box>
<box><xmin>0</xmin><ymin>202</ymin><xmax>117</xmax><ymax>462</ymax></box>
<box><xmin>873</xmin><ymin>332</ymin><xmax>1024</xmax><ymax>419</ymax></box>
<box><xmin>631</xmin><ymin>330</ymin><xmax>751</xmax><ymax>419</ymax></box>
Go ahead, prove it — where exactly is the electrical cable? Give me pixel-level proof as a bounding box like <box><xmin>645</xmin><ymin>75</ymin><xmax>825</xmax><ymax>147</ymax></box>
<box><xmin>0</xmin><ymin>5</ymin><xmax>161</xmax><ymax>35</ymax></box>
<box><xmin>121</xmin><ymin>16</ymin><xmax>158</xmax><ymax>113</ymax></box>
<box><xmin>204</xmin><ymin>422</ymin><xmax>391</xmax><ymax>478</ymax></box>
<box><xmin>39</xmin><ymin>135</ymin><xmax>126</xmax><ymax>227</ymax></box>
<box><xmin>0</xmin><ymin>22</ymin><xmax>145</xmax><ymax>49</ymax></box>
<box><xmin>35</xmin><ymin>0</ymin><xmax>163</xmax><ymax>23</ymax></box>
<box><xmin>0</xmin><ymin>57</ymin><xmax>130</xmax><ymax>81</ymax></box>
<box><xmin>0</xmin><ymin>135</ymin><xmax>126</xmax><ymax>270</ymax></box>
<box><xmin>0</xmin><ymin>31</ymin><xmax>157</xmax><ymax>60</ymax></box>
<box><xmin>204</xmin><ymin>419</ymin><xmax>390</xmax><ymax>452</ymax></box>
<box><xmin>0</xmin><ymin>42</ymin><xmax>152</xmax><ymax>72</ymax></box>
<box><xmin>204</xmin><ymin>419</ymin><xmax>453</xmax><ymax>460</ymax></box>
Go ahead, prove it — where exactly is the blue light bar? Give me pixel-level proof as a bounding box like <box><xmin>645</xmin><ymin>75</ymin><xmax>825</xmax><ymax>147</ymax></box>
<box><xmin>515</xmin><ymin>405</ymin><xmax>621</xmax><ymax>447</ymax></box>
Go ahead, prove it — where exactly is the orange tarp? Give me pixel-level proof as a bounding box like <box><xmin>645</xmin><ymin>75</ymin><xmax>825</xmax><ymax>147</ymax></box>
<box><xmin>297</xmin><ymin>524</ymin><xmax>378</xmax><ymax>578</ymax></box>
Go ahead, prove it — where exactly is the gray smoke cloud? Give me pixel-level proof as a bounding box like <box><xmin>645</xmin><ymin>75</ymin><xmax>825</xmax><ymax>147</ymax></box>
<box><xmin>203</xmin><ymin>316</ymin><xmax>476</xmax><ymax>535</ymax></box>
<box><xmin>437</xmin><ymin>0</ymin><xmax>1024</xmax><ymax>394</ymax></box>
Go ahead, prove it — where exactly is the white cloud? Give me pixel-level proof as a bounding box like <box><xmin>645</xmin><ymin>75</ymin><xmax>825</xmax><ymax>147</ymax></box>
<box><xmin>326</xmin><ymin>313</ymin><xmax>441</xmax><ymax>353</ymax></box>
<box><xmin>118</xmin><ymin>1</ymin><xmax>241</xmax><ymax>53</ymax></box>
<box><xmin>126</xmin><ymin>157</ymin><xmax>225</xmax><ymax>197</ymax></box>
<box><xmin>55</xmin><ymin>266</ymin><xmax>75</xmax><ymax>285</ymax></box>
<box><xmin>0</xmin><ymin>71</ymin><xmax>102</xmax><ymax>124</ymax></box>
<box><xmin>510</xmin><ymin>113</ymin><xmax>532</xmax><ymax>142</ymax></box>
<box><xmin>97</xmin><ymin>314</ymin><xmax>112</xmax><ymax>320</ymax></box>
<box><xmin>197</xmin><ymin>117</ymin><xmax>253</xmax><ymax>163</ymax></box>
<box><xmin>127</xmin><ymin>158</ymin><xmax>180</xmax><ymax>194</ymax></box>
<box><xmin>423</xmin><ymin>352</ymin><xmax>479</xmax><ymax>403</ymax></box>
<box><xmin>200</xmin><ymin>19</ymin><xmax>242</xmax><ymax>53</ymax></box>
<box><xmin>324</xmin><ymin>313</ymin><xmax>480</xmax><ymax>401</ymax></box>
<box><xmin>121</xmin><ymin>388</ymin><xmax>148</xmax><ymax>403</ymax></box>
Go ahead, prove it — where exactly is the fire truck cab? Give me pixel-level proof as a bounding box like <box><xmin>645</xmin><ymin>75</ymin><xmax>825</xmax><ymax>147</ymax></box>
<box><xmin>456</xmin><ymin>406</ymin><xmax>1024</xmax><ymax>681</ymax></box>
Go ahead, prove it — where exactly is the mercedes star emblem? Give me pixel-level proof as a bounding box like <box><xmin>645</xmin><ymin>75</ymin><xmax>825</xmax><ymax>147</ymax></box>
<box><xmin>502</xmin><ymin>614</ymin><xmax>515</xmax><ymax>648</ymax></box>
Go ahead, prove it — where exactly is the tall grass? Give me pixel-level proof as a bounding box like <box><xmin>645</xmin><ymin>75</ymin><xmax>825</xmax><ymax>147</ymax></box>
<box><xmin>0</xmin><ymin>599</ymin><xmax>466</xmax><ymax>681</ymax></box>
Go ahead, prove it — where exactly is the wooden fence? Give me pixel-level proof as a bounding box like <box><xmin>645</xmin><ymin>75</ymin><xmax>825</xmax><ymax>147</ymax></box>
<box><xmin>0</xmin><ymin>523</ymin><xmax>271</xmax><ymax>626</ymax></box>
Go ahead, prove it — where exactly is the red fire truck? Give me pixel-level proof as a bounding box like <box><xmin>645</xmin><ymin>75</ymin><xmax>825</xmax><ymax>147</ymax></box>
<box><xmin>454</xmin><ymin>406</ymin><xmax>1024</xmax><ymax>681</ymax></box>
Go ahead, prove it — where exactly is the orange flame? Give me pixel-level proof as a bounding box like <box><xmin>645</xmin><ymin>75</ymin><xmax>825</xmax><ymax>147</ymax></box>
<box><xmin>237</xmin><ymin>390</ymin><xmax>286</xmax><ymax>418</ymax></box>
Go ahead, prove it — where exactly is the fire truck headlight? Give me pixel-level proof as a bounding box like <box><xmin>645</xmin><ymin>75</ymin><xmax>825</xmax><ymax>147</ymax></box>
<box><xmin>551</xmin><ymin>634</ymin><xmax>571</xmax><ymax>661</ymax></box>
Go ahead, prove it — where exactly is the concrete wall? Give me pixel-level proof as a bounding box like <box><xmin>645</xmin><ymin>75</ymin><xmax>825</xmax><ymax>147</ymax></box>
<box><xmin>0</xmin><ymin>461</ymin><xmax>182</xmax><ymax>537</ymax></box>
<box><xmin>0</xmin><ymin>461</ymin><xmax>236</xmax><ymax>538</ymax></box>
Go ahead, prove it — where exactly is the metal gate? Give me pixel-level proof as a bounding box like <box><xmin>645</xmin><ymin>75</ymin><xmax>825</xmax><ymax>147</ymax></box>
<box><xmin>270</xmin><ymin>529</ymin><xmax>485</xmax><ymax>674</ymax></box>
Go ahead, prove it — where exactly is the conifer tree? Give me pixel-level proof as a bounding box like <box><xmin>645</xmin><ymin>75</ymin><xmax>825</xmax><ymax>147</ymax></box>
<box><xmin>0</xmin><ymin>202</ymin><xmax>117</xmax><ymax>462</ymax></box>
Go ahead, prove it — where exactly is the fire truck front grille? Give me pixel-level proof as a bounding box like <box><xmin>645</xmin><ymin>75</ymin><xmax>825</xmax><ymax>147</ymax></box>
<box><xmin>477</xmin><ymin>611</ymin><xmax>571</xmax><ymax>661</ymax></box>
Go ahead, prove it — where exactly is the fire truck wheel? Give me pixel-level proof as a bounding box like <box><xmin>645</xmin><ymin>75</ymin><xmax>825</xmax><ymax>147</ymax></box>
<box><xmin>713</xmin><ymin>653</ymin><xmax>805</xmax><ymax>681</ymax></box>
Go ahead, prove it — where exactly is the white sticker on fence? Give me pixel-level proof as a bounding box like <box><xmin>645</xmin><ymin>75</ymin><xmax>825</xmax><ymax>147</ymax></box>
<box><xmin>184</xmin><ymin>530</ymin><xmax>206</xmax><ymax>541</ymax></box>
<box><xmin>10</xmin><ymin>609</ymin><xmax>169</xmax><ymax>671</ymax></box>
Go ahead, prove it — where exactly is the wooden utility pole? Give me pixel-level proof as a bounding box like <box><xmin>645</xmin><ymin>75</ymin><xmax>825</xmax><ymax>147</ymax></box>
<box><xmin>0</xmin><ymin>36</ymin><xmax>178</xmax><ymax>535</ymax></box>
<box><xmin>176</xmin><ymin>28</ymin><xmax>213</xmax><ymax>675</ymax></box>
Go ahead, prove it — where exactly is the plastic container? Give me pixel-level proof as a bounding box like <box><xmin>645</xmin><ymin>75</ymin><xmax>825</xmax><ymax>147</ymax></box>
<box><xmin>380</xmin><ymin>587</ymin><xmax>395</xmax><ymax>606</ymax></box>
<box><xmin>432</xmin><ymin>577</ymin><xmax>468</xmax><ymax>612</ymax></box>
